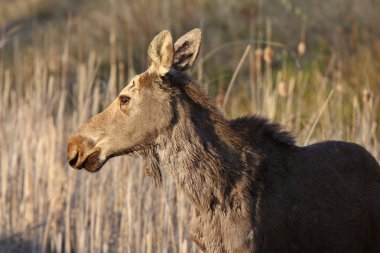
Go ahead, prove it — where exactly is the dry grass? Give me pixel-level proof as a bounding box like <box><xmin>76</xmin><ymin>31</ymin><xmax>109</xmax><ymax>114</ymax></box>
<box><xmin>0</xmin><ymin>0</ymin><xmax>379</xmax><ymax>252</ymax></box>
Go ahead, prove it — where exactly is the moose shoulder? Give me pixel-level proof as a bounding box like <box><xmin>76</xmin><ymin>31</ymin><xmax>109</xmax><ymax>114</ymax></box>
<box><xmin>67</xmin><ymin>29</ymin><xmax>380</xmax><ymax>253</ymax></box>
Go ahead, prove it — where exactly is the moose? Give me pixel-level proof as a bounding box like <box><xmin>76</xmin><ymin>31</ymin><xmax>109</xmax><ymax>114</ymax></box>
<box><xmin>67</xmin><ymin>29</ymin><xmax>380</xmax><ymax>252</ymax></box>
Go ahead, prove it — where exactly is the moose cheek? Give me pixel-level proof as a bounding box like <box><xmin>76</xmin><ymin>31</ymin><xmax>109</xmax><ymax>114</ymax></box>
<box><xmin>119</xmin><ymin>104</ymin><xmax>132</xmax><ymax>115</ymax></box>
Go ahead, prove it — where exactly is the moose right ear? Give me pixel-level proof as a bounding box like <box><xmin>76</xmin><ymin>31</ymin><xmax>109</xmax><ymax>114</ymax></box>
<box><xmin>173</xmin><ymin>28</ymin><xmax>202</xmax><ymax>71</ymax></box>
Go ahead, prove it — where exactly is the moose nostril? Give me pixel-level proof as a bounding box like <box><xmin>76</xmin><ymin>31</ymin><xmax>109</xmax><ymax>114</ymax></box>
<box><xmin>68</xmin><ymin>151</ymin><xmax>79</xmax><ymax>167</ymax></box>
<box><xmin>67</xmin><ymin>136</ymin><xmax>95</xmax><ymax>169</ymax></box>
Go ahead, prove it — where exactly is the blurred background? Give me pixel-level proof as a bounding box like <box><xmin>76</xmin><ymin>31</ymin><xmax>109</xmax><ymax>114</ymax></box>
<box><xmin>0</xmin><ymin>0</ymin><xmax>379</xmax><ymax>252</ymax></box>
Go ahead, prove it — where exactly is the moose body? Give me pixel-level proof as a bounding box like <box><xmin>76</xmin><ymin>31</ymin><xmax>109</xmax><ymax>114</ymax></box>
<box><xmin>67</xmin><ymin>29</ymin><xmax>380</xmax><ymax>252</ymax></box>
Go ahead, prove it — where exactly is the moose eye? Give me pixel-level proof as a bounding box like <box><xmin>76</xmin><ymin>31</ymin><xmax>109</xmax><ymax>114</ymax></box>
<box><xmin>119</xmin><ymin>95</ymin><xmax>131</xmax><ymax>105</ymax></box>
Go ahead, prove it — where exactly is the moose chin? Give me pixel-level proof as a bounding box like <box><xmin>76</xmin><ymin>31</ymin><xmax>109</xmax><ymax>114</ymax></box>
<box><xmin>67</xmin><ymin>28</ymin><xmax>380</xmax><ymax>253</ymax></box>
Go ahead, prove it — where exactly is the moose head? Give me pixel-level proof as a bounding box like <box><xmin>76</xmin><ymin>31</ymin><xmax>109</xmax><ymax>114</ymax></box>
<box><xmin>67</xmin><ymin>29</ymin><xmax>201</xmax><ymax>172</ymax></box>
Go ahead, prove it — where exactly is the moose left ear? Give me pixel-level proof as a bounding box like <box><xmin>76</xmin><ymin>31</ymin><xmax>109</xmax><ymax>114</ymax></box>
<box><xmin>148</xmin><ymin>30</ymin><xmax>174</xmax><ymax>76</ymax></box>
<box><xmin>173</xmin><ymin>28</ymin><xmax>202</xmax><ymax>71</ymax></box>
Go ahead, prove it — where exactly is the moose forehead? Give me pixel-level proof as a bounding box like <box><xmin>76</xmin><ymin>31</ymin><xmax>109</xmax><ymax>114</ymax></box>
<box><xmin>120</xmin><ymin>71</ymin><xmax>160</xmax><ymax>94</ymax></box>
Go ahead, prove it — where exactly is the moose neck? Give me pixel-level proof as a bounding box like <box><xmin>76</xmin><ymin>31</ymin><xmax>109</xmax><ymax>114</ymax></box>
<box><xmin>156</xmin><ymin>80</ymin><xmax>242</xmax><ymax>212</ymax></box>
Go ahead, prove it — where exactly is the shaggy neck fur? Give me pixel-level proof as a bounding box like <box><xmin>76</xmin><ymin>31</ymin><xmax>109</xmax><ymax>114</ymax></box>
<box><xmin>152</xmin><ymin>73</ymin><xmax>294</xmax><ymax>211</ymax></box>
<box><xmin>159</xmin><ymin>83</ymin><xmax>237</xmax><ymax>209</ymax></box>
<box><xmin>146</xmin><ymin>74</ymin><xmax>296</xmax><ymax>252</ymax></box>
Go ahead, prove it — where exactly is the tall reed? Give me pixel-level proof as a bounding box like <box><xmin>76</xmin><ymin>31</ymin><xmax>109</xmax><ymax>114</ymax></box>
<box><xmin>0</xmin><ymin>1</ymin><xmax>379</xmax><ymax>252</ymax></box>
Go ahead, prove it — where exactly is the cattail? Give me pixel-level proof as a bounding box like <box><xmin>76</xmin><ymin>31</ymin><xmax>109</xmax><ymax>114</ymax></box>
<box><xmin>290</xmin><ymin>115</ymin><xmax>297</xmax><ymax>125</ymax></box>
<box><xmin>362</xmin><ymin>89</ymin><xmax>372</xmax><ymax>103</ymax></box>
<box><xmin>297</xmin><ymin>41</ymin><xmax>306</xmax><ymax>56</ymax></box>
<box><xmin>335</xmin><ymin>83</ymin><xmax>343</xmax><ymax>92</ymax></box>
<box><xmin>255</xmin><ymin>48</ymin><xmax>263</xmax><ymax>71</ymax></box>
<box><xmin>48</xmin><ymin>56</ymin><xmax>60</xmax><ymax>74</ymax></box>
<box><xmin>215</xmin><ymin>93</ymin><xmax>224</xmax><ymax>109</ymax></box>
<box><xmin>277</xmin><ymin>81</ymin><xmax>288</xmax><ymax>97</ymax></box>
<box><xmin>264</xmin><ymin>46</ymin><xmax>273</xmax><ymax>63</ymax></box>
<box><xmin>373</xmin><ymin>40</ymin><xmax>380</xmax><ymax>58</ymax></box>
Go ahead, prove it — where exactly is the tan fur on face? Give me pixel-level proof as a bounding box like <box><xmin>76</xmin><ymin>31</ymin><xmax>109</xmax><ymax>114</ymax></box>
<box><xmin>68</xmin><ymin>69</ymin><xmax>173</xmax><ymax>173</ymax></box>
<box><xmin>68</xmin><ymin>28</ymin><xmax>202</xmax><ymax>173</ymax></box>
<box><xmin>138</xmin><ymin>71</ymin><xmax>159</xmax><ymax>88</ymax></box>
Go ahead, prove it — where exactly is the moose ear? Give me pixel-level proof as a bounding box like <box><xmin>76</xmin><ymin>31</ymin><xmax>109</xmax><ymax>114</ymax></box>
<box><xmin>148</xmin><ymin>30</ymin><xmax>174</xmax><ymax>76</ymax></box>
<box><xmin>173</xmin><ymin>28</ymin><xmax>202</xmax><ymax>71</ymax></box>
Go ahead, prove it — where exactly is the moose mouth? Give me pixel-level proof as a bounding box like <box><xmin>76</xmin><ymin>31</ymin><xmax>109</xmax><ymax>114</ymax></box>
<box><xmin>70</xmin><ymin>149</ymin><xmax>140</xmax><ymax>173</ymax></box>
<box><xmin>67</xmin><ymin>135</ymin><xmax>142</xmax><ymax>173</ymax></box>
<box><xmin>68</xmin><ymin>146</ymin><xmax>107</xmax><ymax>173</ymax></box>
<box><xmin>81</xmin><ymin>150</ymin><xmax>107</xmax><ymax>173</ymax></box>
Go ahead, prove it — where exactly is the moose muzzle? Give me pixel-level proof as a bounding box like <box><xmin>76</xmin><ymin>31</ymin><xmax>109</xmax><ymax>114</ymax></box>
<box><xmin>67</xmin><ymin>135</ymin><xmax>103</xmax><ymax>172</ymax></box>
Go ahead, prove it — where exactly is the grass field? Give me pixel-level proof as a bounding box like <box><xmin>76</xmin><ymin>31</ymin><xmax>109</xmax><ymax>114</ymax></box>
<box><xmin>0</xmin><ymin>0</ymin><xmax>379</xmax><ymax>252</ymax></box>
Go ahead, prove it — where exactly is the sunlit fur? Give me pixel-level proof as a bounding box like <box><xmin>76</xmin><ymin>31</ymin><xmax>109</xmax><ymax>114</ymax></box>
<box><xmin>68</xmin><ymin>29</ymin><xmax>380</xmax><ymax>252</ymax></box>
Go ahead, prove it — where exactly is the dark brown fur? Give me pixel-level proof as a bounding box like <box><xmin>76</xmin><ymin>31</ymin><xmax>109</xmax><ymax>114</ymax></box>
<box><xmin>143</xmin><ymin>71</ymin><xmax>380</xmax><ymax>252</ymax></box>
